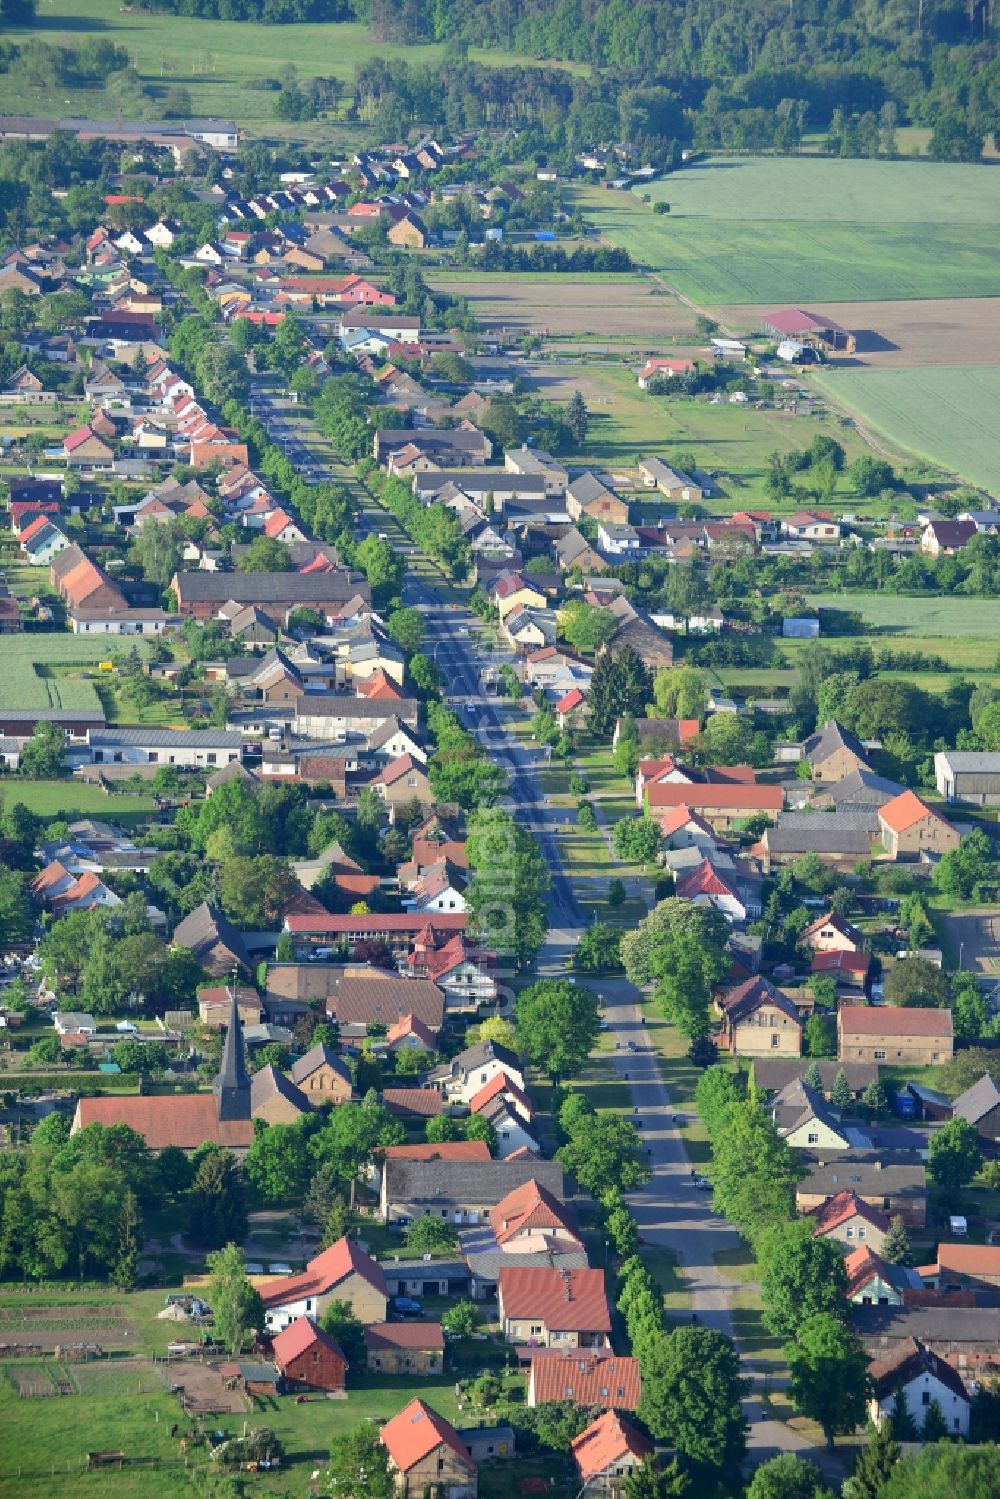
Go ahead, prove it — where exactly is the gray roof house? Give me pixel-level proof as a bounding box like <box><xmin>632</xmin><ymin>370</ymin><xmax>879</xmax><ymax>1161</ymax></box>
<box><xmin>951</xmin><ymin>1074</ymin><xmax>1000</xmax><ymax>1143</ymax></box>
<box><xmin>381</xmin><ymin>1158</ymin><xmax>566</xmax><ymax>1225</ymax></box>
<box><xmin>812</xmin><ymin>768</ymin><xmax>905</xmax><ymax>811</ymax></box>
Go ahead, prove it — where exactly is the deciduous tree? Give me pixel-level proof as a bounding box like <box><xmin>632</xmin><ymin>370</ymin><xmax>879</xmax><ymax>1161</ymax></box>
<box><xmin>786</xmin><ymin>1313</ymin><xmax>869</xmax><ymax>1448</ymax></box>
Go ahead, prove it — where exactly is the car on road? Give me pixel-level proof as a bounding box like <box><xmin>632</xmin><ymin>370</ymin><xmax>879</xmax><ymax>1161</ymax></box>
<box><xmin>693</xmin><ymin>1176</ymin><xmax>712</xmax><ymax>1191</ymax></box>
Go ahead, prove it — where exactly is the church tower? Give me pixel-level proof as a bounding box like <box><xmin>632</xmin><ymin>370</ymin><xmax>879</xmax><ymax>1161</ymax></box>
<box><xmin>213</xmin><ymin>983</ymin><xmax>251</xmax><ymax>1122</ymax></box>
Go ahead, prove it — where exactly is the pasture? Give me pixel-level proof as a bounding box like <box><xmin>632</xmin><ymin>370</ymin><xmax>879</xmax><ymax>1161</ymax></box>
<box><xmin>0</xmin><ymin>0</ymin><xmax>553</xmax><ymax>129</ymax></box>
<box><xmin>576</xmin><ymin>160</ymin><xmax>1000</xmax><ymax>304</ymax></box>
<box><xmin>812</xmin><ymin>366</ymin><xmax>1000</xmax><ymax>491</ymax></box>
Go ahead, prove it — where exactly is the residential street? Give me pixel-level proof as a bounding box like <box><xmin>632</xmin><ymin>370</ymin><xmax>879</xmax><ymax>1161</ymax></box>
<box><xmin>254</xmin><ymin>393</ymin><xmax>841</xmax><ymax>1478</ymax></box>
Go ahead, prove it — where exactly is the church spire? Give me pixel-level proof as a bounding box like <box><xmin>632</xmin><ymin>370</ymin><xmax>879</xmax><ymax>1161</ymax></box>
<box><xmin>213</xmin><ymin>977</ymin><xmax>250</xmax><ymax>1122</ymax></box>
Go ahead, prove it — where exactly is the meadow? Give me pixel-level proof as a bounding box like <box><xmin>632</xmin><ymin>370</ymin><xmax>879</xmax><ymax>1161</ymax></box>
<box><xmin>0</xmin><ymin>779</ymin><xmax>156</xmax><ymax>821</ymax></box>
<box><xmin>812</xmin><ymin>366</ymin><xmax>1000</xmax><ymax>491</ymax></box>
<box><xmin>575</xmin><ymin>158</ymin><xmax>1000</xmax><ymax>305</ymax></box>
<box><xmin>0</xmin><ymin>0</ymin><xmax>553</xmax><ymax>130</ymax></box>
<box><xmin>531</xmin><ymin>361</ymin><xmax>873</xmax><ymax>494</ymax></box>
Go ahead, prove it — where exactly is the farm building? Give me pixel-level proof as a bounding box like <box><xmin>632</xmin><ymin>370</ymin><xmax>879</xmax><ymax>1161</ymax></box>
<box><xmin>761</xmin><ymin>308</ymin><xmax>856</xmax><ymax>354</ymax></box>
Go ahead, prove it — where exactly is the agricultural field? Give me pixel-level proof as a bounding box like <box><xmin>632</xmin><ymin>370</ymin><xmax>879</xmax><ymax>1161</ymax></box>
<box><xmin>427</xmin><ymin>270</ymin><xmax>697</xmax><ymax>345</ymax></box>
<box><xmin>0</xmin><ymin>635</ymin><xmax>150</xmax><ymax>714</ymax></box>
<box><xmin>812</xmin><ymin>366</ymin><xmax>1000</xmax><ymax>490</ymax></box>
<box><xmin>575</xmin><ymin>157</ymin><xmax>1000</xmax><ymax>305</ymax></box>
<box><xmin>0</xmin><ymin>0</ymin><xmax>556</xmax><ymax>131</ymax></box>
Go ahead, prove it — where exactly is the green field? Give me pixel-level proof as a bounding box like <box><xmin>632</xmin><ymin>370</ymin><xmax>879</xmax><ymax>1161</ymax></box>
<box><xmin>813</xmin><ymin>366</ymin><xmax>1000</xmax><ymax>490</ymax></box>
<box><xmin>643</xmin><ymin>155</ymin><xmax>1000</xmax><ymax>225</ymax></box>
<box><xmin>576</xmin><ymin>158</ymin><xmax>1000</xmax><ymax>304</ymax></box>
<box><xmin>0</xmin><ymin>635</ymin><xmax>151</xmax><ymax>714</ymax></box>
<box><xmin>0</xmin><ymin>0</ymin><xmax>557</xmax><ymax>130</ymax></box>
<box><xmin>804</xmin><ymin>592</ymin><xmax>1000</xmax><ymax>639</ymax></box>
<box><xmin>2</xmin><ymin>779</ymin><xmax>155</xmax><ymax>823</ymax></box>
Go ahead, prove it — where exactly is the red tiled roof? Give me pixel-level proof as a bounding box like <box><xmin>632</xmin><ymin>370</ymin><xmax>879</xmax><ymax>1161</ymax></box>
<box><xmin>532</xmin><ymin>1351</ymin><xmax>641</xmax><ymax>1411</ymax></box>
<box><xmin>571</xmin><ymin>1411</ymin><xmax>653</xmax><ymax>1483</ymax></box>
<box><xmin>811</xmin><ymin>950</ymin><xmax>870</xmax><ymax>977</ymax></box>
<box><xmin>646</xmin><ymin>782</ymin><xmax>783</xmax><ymax>812</ymax></box>
<box><xmin>386</xmin><ymin>1012</ymin><xmax>436</xmax><ymax>1048</ymax></box>
<box><xmin>839</xmin><ymin>1004</ymin><xmax>952</xmax><ymax>1038</ymax></box>
<box><xmin>381</xmin><ymin>1399</ymin><xmax>474</xmax><ymax>1475</ymax></box>
<box><xmin>811</xmin><ymin>1190</ymin><xmax>890</xmax><ymax>1237</ymax></box>
<box><xmin>675</xmin><ymin>858</ymin><xmax>738</xmax><ymax>902</ymax></box>
<box><xmin>490</xmin><ymin>1179</ymin><xmax>578</xmax><ymax>1248</ymax></box>
<box><xmin>468</xmin><ymin>1071</ymin><xmax>535</xmax><ymax>1121</ymax></box>
<box><xmin>868</xmin><ymin>1336</ymin><xmax>969</xmax><ymax>1404</ymax></box>
<box><xmin>372</xmin><ymin>752</ymin><xmax>424</xmax><ymax>787</ymax></box>
<box><xmin>382</xmin><ymin>1087</ymin><xmax>444</xmax><ymax>1118</ymax></box>
<box><xmin>74</xmin><ymin>1093</ymin><xmax>253</xmax><ymax>1152</ymax></box>
<box><xmin>879</xmin><ymin>789</ymin><xmax>950</xmax><ymax>835</ymax></box>
<box><xmin>844</xmin><ymin>1245</ymin><xmax>892</xmax><ymax>1299</ymax></box>
<box><xmin>657</xmin><ymin>803</ymin><xmax>714</xmax><ymax>839</ymax></box>
<box><xmin>363</xmin><ymin>1321</ymin><xmax>445</xmax><ymax>1352</ymax></box>
<box><xmin>19</xmin><ymin>514</ymin><xmax>54</xmax><ymax>546</ymax></box>
<box><xmin>271</xmin><ymin>1315</ymin><xmax>346</xmax><ymax>1371</ymax></box>
<box><xmin>257</xmin><ymin>1236</ymin><xmax>386</xmax><ymax>1310</ymax></box>
<box><xmin>922</xmin><ymin>1243</ymin><xmax>1000</xmax><ymax>1278</ymax></box>
<box><xmin>498</xmin><ymin>1267</ymin><xmax>611</xmax><ymax>1333</ymax></box>
<box><xmin>380</xmin><ymin>1141</ymin><xmax>491</xmax><ymax>1164</ymax></box>
<box><xmin>556</xmin><ymin>688</ymin><xmax>585</xmax><ymax>713</ymax></box>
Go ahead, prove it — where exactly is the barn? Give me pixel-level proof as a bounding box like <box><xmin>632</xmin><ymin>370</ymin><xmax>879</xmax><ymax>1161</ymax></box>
<box><xmin>761</xmin><ymin>308</ymin><xmax>856</xmax><ymax>354</ymax></box>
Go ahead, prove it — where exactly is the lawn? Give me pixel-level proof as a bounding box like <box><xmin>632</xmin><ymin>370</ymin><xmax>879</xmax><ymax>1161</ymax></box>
<box><xmin>813</xmin><ymin>365</ymin><xmax>1000</xmax><ymax>490</ymax></box>
<box><xmin>4</xmin><ymin>779</ymin><xmax>155</xmax><ymax>823</ymax></box>
<box><xmin>1</xmin><ymin>0</ymin><xmax>558</xmax><ymax>131</ymax></box>
<box><xmin>575</xmin><ymin>159</ymin><xmax>1000</xmax><ymax>304</ymax></box>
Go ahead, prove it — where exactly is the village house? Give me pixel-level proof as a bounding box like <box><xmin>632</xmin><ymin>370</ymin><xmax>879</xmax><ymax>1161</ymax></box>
<box><xmin>647</xmin><ymin>779</ymin><xmax>784</xmax><ymax>831</ymax></box>
<box><xmin>717</xmin><ymin>976</ymin><xmax>803</xmax><ymax>1058</ymax></box>
<box><xmin>250</xmin><ymin>1065</ymin><xmax>312</xmax><ymax>1125</ymax></box>
<box><xmin>838</xmin><ymin>1005</ymin><xmax>953</xmax><ymax>1066</ymax></box>
<box><xmin>637</xmin><ymin>456</ymin><xmax>704</xmax><ymax>502</ymax></box>
<box><xmin>797</xmin><ymin>1157</ymin><xmax>927</xmax><ymax>1228</ymax></box>
<box><xmin>528</xmin><ymin>1350</ymin><xmax>641</xmax><ymax>1412</ymax></box>
<box><xmin>381</xmin><ymin>1158</ymin><xmax>565</xmax><ymax>1227</ymax></box>
<box><xmin>760</xmin><ymin>811</ymin><xmax>877</xmax><ymax>873</ymax></box>
<box><xmin>803</xmin><ymin>719</ymin><xmax>872</xmax><ymax>781</ymax></box>
<box><xmin>364</xmin><ymin>1322</ymin><xmax>445</xmax><ymax>1376</ymax></box>
<box><xmin>258</xmin><ymin>1236</ymin><xmax>388</xmax><ymax>1333</ymax></box>
<box><xmin>877</xmin><ymin>790</ymin><xmax>960</xmax><ymax>859</ymax></box>
<box><xmin>810</xmin><ymin>1190</ymin><xmax>891</xmax><ymax>1252</ymax></box>
<box><xmin>173</xmin><ymin>903</ymin><xmax>250</xmax><ymax>977</ymax></box>
<box><xmin>497</xmin><ymin>1266</ymin><xmax>612</xmax><ymax>1348</ymax></box>
<box><xmin>271</xmin><ymin>1316</ymin><xmax>348</xmax><ymax>1392</ymax></box>
<box><xmin>330</xmin><ymin>973</ymin><xmax>446</xmax><ymax>1039</ymax></box>
<box><xmin>470</xmin><ymin>1073</ymin><xmax>541</xmax><ymax>1157</ymax></box>
<box><xmin>921</xmin><ymin>520</ymin><xmax>977</xmax><ymax>558</ymax></box>
<box><xmin>380</xmin><ymin>1398</ymin><xmax>477</xmax><ymax>1499</ymax></box>
<box><xmin>768</xmin><ymin>1078</ymin><xmax>851</xmax><ymax>1150</ymax></box>
<box><xmin>427</xmin><ymin>1040</ymin><xmax>526</xmax><ymax>1105</ymax></box>
<box><xmin>799</xmin><ymin>911</ymin><xmax>863</xmax><ymax>954</ymax></box>
<box><xmin>845</xmin><ymin>1245</ymin><xmax>923</xmax><ymax>1307</ymax></box>
<box><xmin>288</xmin><ymin>1043</ymin><xmax>354</xmax><ymax>1102</ymax></box>
<box><xmin>952</xmin><ymin>1074</ymin><xmax>1000</xmax><ymax>1144</ymax></box>
<box><xmin>570</xmin><ymin>1411</ymin><xmax>654</xmax><ymax>1499</ymax></box>
<box><xmin>488</xmin><ymin>1179</ymin><xmax>583</xmax><ymax>1256</ymax></box>
<box><xmin>868</xmin><ymin>1337</ymin><xmax>971</xmax><ymax>1437</ymax></box>
<box><xmin>916</xmin><ymin>1243</ymin><xmax>1000</xmax><ymax>1293</ymax></box>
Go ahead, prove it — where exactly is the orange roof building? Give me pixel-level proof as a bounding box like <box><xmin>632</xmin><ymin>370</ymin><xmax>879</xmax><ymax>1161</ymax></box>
<box><xmin>258</xmin><ymin>1236</ymin><xmax>387</xmax><ymax>1331</ymax></box>
<box><xmin>380</xmin><ymin>1399</ymin><xmax>476</xmax><ymax>1492</ymax></box>
<box><xmin>530</xmin><ymin>1350</ymin><xmax>641</xmax><ymax>1411</ymax></box>
<box><xmin>570</xmin><ymin>1411</ymin><xmax>653</xmax><ymax>1488</ymax></box>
